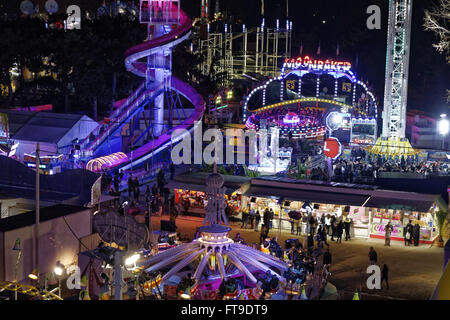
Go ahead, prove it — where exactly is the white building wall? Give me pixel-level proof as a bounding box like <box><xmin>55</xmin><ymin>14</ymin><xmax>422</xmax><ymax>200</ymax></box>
<box><xmin>1</xmin><ymin>208</ymin><xmax>91</xmax><ymax>284</ymax></box>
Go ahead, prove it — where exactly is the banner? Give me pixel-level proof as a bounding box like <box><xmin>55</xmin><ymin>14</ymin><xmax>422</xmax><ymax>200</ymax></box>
<box><xmin>90</xmin><ymin>176</ymin><xmax>102</xmax><ymax>206</ymax></box>
<box><xmin>371</xmin><ymin>223</ymin><xmax>403</xmax><ymax>238</ymax></box>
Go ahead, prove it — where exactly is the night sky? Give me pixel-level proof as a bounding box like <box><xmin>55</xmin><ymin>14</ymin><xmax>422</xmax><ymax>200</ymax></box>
<box><xmin>1</xmin><ymin>0</ymin><xmax>448</xmax><ymax>115</ymax></box>
<box><xmin>183</xmin><ymin>0</ymin><xmax>449</xmax><ymax>116</ymax></box>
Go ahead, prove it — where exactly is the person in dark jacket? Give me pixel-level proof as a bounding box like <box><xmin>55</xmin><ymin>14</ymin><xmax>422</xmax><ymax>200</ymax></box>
<box><xmin>255</xmin><ymin>210</ymin><xmax>261</xmax><ymax>232</ymax></box>
<box><xmin>241</xmin><ymin>207</ymin><xmax>249</xmax><ymax>229</ymax></box>
<box><xmin>368</xmin><ymin>247</ymin><xmax>377</xmax><ymax>265</ymax></box>
<box><xmin>404</xmin><ymin>220</ymin><xmax>413</xmax><ymax>246</ymax></box>
<box><xmin>127</xmin><ymin>176</ymin><xmax>133</xmax><ymax>198</ymax></box>
<box><xmin>336</xmin><ymin>221</ymin><xmax>344</xmax><ymax>243</ymax></box>
<box><xmin>381</xmin><ymin>264</ymin><xmax>389</xmax><ymax>289</ymax></box>
<box><xmin>330</xmin><ymin>215</ymin><xmax>337</xmax><ymax>241</ymax></box>
<box><xmin>343</xmin><ymin>217</ymin><xmax>352</xmax><ymax>240</ymax></box>
<box><xmin>413</xmin><ymin>223</ymin><xmax>421</xmax><ymax>246</ymax></box>
<box><xmin>260</xmin><ymin>224</ymin><xmax>269</xmax><ymax>244</ymax></box>
<box><xmin>323</xmin><ymin>248</ymin><xmax>332</xmax><ymax>268</ymax></box>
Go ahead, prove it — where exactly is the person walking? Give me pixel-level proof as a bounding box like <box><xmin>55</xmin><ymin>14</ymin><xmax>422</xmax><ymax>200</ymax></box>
<box><xmin>404</xmin><ymin>220</ymin><xmax>413</xmax><ymax>246</ymax></box>
<box><xmin>343</xmin><ymin>216</ymin><xmax>352</xmax><ymax>241</ymax></box>
<box><xmin>381</xmin><ymin>264</ymin><xmax>389</xmax><ymax>289</ymax></box>
<box><xmin>319</xmin><ymin>225</ymin><xmax>330</xmax><ymax>248</ymax></box>
<box><xmin>413</xmin><ymin>223</ymin><xmax>420</xmax><ymax>246</ymax></box>
<box><xmin>255</xmin><ymin>210</ymin><xmax>261</xmax><ymax>232</ymax></box>
<box><xmin>368</xmin><ymin>247</ymin><xmax>378</xmax><ymax>265</ymax></box>
<box><xmin>336</xmin><ymin>221</ymin><xmax>343</xmax><ymax>243</ymax></box>
<box><xmin>384</xmin><ymin>221</ymin><xmax>393</xmax><ymax>246</ymax></box>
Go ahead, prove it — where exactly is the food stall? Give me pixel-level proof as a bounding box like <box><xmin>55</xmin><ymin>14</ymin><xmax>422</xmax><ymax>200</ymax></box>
<box><xmin>368</xmin><ymin>207</ymin><xmax>439</xmax><ymax>243</ymax></box>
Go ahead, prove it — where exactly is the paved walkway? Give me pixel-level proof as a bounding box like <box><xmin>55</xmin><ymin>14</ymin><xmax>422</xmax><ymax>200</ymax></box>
<box><xmin>135</xmin><ymin>213</ymin><xmax>444</xmax><ymax>300</ymax></box>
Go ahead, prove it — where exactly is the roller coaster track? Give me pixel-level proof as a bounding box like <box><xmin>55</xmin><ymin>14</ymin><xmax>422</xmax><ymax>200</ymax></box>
<box><xmin>0</xmin><ymin>281</ymin><xmax>63</xmax><ymax>300</ymax></box>
<box><xmin>84</xmin><ymin>6</ymin><xmax>205</xmax><ymax>171</ymax></box>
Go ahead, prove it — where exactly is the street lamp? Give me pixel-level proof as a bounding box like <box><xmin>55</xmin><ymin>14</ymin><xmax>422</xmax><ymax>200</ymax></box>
<box><xmin>124</xmin><ymin>253</ymin><xmax>140</xmax><ymax>271</ymax></box>
<box><xmin>438</xmin><ymin>114</ymin><xmax>449</xmax><ymax>150</ymax></box>
<box><xmin>54</xmin><ymin>261</ymin><xmax>64</xmax><ymax>297</ymax></box>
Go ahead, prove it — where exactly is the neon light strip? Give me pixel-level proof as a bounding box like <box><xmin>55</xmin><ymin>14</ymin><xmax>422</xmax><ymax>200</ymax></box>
<box><xmin>249</xmin><ymin>98</ymin><xmax>353</xmax><ymax>113</ymax></box>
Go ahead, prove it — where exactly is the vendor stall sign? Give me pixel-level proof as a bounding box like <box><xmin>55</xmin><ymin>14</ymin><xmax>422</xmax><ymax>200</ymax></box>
<box><xmin>371</xmin><ymin>223</ymin><xmax>404</xmax><ymax>238</ymax></box>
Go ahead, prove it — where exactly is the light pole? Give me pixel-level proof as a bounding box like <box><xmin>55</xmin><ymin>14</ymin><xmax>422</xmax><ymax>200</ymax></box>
<box><xmin>438</xmin><ymin>114</ymin><xmax>449</xmax><ymax>151</ymax></box>
<box><xmin>12</xmin><ymin>238</ymin><xmax>21</xmax><ymax>300</ymax></box>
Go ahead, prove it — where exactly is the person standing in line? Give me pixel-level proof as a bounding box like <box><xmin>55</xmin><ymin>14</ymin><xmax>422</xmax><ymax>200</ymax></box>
<box><xmin>385</xmin><ymin>221</ymin><xmax>393</xmax><ymax>246</ymax></box>
<box><xmin>255</xmin><ymin>210</ymin><xmax>261</xmax><ymax>232</ymax></box>
<box><xmin>381</xmin><ymin>264</ymin><xmax>389</xmax><ymax>289</ymax></box>
<box><xmin>368</xmin><ymin>247</ymin><xmax>378</xmax><ymax>265</ymax></box>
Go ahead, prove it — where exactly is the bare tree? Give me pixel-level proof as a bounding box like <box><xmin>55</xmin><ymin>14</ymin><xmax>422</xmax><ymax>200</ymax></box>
<box><xmin>424</xmin><ymin>0</ymin><xmax>450</xmax><ymax>100</ymax></box>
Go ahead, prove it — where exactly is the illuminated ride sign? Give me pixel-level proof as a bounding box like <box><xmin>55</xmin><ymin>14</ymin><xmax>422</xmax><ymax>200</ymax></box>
<box><xmin>283</xmin><ymin>56</ymin><xmax>352</xmax><ymax>73</ymax></box>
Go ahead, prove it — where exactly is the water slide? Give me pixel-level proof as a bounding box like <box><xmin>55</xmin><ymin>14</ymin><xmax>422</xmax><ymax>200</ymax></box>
<box><xmin>84</xmin><ymin>6</ymin><xmax>205</xmax><ymax>172</ymax></box>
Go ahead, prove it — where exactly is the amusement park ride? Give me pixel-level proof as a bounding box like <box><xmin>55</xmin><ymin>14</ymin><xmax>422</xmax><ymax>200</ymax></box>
<box><xmin>84</xmin><ymin>0</ymin><xmax>206</xmax><ymax>173</ymax></box>
<box><xmin>132</xmin><ymin>168</ymin><xmax>290</xmax><ymax>300</ymax></box>
<box><xmin>243</xmin><ymin>55</ymin><xmax>378</xmax><ymax>143</ymax></box>
<box><xmin>369</xmin><ymin>0</ymin><xmax>418</xmax><ymax>156</ymax></box>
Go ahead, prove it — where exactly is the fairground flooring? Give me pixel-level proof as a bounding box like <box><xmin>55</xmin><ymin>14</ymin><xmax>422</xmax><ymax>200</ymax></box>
<box><xmin>135</xmin><ymin>212</ymin><xmax>445</xmax><ymax>300</ymax></box>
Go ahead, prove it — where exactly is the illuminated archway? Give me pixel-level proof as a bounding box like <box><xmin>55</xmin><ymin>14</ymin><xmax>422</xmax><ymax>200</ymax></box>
<box><xmin>86</xmin><ymin>152</ymin><xmax>129</xmax><ymax>172</ymax></box>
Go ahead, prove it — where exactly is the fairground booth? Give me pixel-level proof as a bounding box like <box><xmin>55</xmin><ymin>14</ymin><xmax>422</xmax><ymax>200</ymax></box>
<box><xmin>241</xmin><ymin>176</ymin><xmax>443</xmax><ymax>244</ymax></box>
<box><xmin>165</xmin><ymin>172</ymin><xmax>250</xmax><ymax>218</ymax></box>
